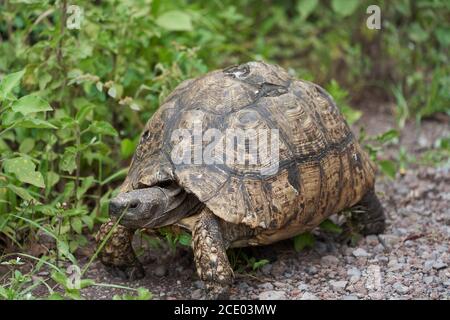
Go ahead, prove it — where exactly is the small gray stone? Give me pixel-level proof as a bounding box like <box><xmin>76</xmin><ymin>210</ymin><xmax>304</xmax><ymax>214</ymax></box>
<box><xmin>273</xmin><ymin>281</ymin><xmax>288</xmax><ymax>288</ymax></box>
<box><xmin>259</xmin><ymin>282</ymin><xmax>274</xmax><ymax>291</ymax></box>
<box><xmin>353</xmin><ymin>248</ymin><xmax>369</xmax><ymax>257</ymax></box>
<box><xmin>259</xmin><ymin>290</ymin><xmax>286</xmax><ymax>300</ymax></box>
<box><xmin>365</xmin><ymin>235</ymin><xmax>379</xmax><ymax>246</ymax></box>
<box><xmin>432</xmin><ymin>261</ymin><xmax>448</xmax><ymax>270</ymax></box>
<box><xmin>330</xmin><ymin>280</ymin><xmax>348</xmax><ymax>292</ymax></box>
<box><xmin>193</xmin><ymin>280</ymin><xmax>204</xmax><ymax>289</ymax></box>
<box><xmin>393</xmin><ymin>282</ymin><xmax>409</xmax><ymax>294</ymax></box>
<box><xmin>154</xmin><ymin>265</ymin><xmax>167</xmax><ymax>277</ymax></box>
<box><xmin>239</xmin><ymin>282</ymin><xmax>250</xmax><ymax>290</ymax></box>
<box><xmin>306</xmin><ymin>266</ymin><xmax>318</xmax><ymax>275</ymax></box>
<box><xmin>297</xmin><ymin>283</ymin><xmax>309</xmax><ymax>291</ymax></box>
<box><xmin>321</xmin><ymin>255</ymin><xmax>339</xmax><ymax>265</ymax></box>
<box><xmin>347</xmin><ymin>268</ymin><xmax>361</xmax><ymax>283</ymax></box>
<box><xmin>261</xmin><ymin>263</ymin><xmax>272</xmax><ymax>275</ymax></box>
<box><xmin>378</xmin><ymin>234</ymin><xmax>400</xmax><ymax>248</ymax></box>
<box><xmin>300</xmin><ymin>292</ymin><xmax>319</xmax><ymax>300</ymax></box>
<box><xmin>423</xmin><ymin>276</ymin><xmax>434</xmax><ymax>285</ymax></box>
<box><xmin>191</xmin><ymin>289</ymin><xmax>203</xmax><ymax>299</ymax></box>
<box><xmin>342</xmin><ymin>295</ymin><xmax>359</xmax><ymax>300</ymax></box>
<box><xmin>423</xmin><ymin>260</ymin><xmax>434</xmax><ymax>271</ymax></box>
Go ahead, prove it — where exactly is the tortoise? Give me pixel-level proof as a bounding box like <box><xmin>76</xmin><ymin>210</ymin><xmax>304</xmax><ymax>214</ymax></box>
<box><xmin>96</xmin><ymin>61</ymin><xmax>385</xmax><ymax>299</ymax></box>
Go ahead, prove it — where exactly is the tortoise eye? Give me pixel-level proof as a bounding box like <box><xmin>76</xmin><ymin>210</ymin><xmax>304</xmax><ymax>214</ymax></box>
<box><xmin>140</xmin><ymin>130</ymin><xmax>150</xmax><ymax>143</ymax></box>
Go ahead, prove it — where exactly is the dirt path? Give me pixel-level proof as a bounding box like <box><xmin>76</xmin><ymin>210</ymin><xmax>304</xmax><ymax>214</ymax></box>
<box><xmin>23</xmin><ymin>109</ymin><xmax>450</xmax><ymax>300</ymax></box>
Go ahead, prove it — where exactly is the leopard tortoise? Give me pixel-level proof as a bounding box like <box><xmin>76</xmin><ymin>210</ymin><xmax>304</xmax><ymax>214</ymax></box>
<box><xmin>96</xmin><ymin>61</ymin><xmax>385</xmax><ymax>299</ymax></box>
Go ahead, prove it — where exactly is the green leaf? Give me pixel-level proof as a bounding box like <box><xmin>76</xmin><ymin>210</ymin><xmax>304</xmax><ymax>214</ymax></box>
<box><xmin>252</xmin><ymin>259</ymin><xmax>269</xmax><ymax>271</ymax></box>
<box><xmin>120</xmin><ymin>138</ymin><xmax>136</xmax><ymax>159</ymax></box>
<box><xmin>51</xmin><ymin>271</ymin><xmax>68</xmax><ymax>287</ymax></box>
<box><xmin>60</xmin><ymin>149</ymin><xmax>77</xmax><ymax>174</ymax></box>
<box><xmin>297</xmin><ymin>0</ymin><xmax>318</xmax><ymax>20</ymax></box>
<box><xmin>47</xmin><ymin>293</ymin><xmax>64</xmax><ymax>300</ymax></box>
<box><xmin>319</xmin><ymin>219</ymin><xmax>342</xmax><ymax>234</ymax></box>
<box><xmin>46</xmin><ymin>172</ymin><xmax>60</xmax><ymax>188</ymax></box>
<box><xmin>136</xmin><ymin>288</ymin><xmax>152</xmax><ymax>300</ymax></box>
<box><xmin>19</xmin><ymin>138</ymin><xmax>35</xmax><ymax>153</ymax></box>
<box><xmin>76</xmin><ymin>176</ymin><xmax>95</xmax><ymax>200</ymax></box>
<box><xmin>81</xmin><ymin>215</ymin><xmax>94</xmax><ymax>230</ymax></box>
<box><xmin>76</xmin><ymin>104</ymin><xmax>94</xmax><ymax>122</ymax></box>
<box><xmin>293</xmin><ymin>232</ymin><xmax>315</xmax><ymax>252</ymax></box>
<box><xmin>3</xmin><ymin>157</ymin><xmax>45</xmax><ymax>188</ymax></box>
<box><xmin>331</xmin><ymin>0</ymin><xmax>359</xmax><ymax>17</ymax></box>
<box><xmin>156</xmin><ymin>10</ymin><xmax>193</xmax><ymax>31</ymax></box>
<box><xmin>71</xmin><ymin>217</ymin><xmax>83</xmax><ymax>234</ymax></box>
<box><xmin>435</xmin><ymin>27</ymin><xmax>450</xmax><ymax>47</ymax></box>
<box><xmin>341</xmin><ymin>105</ymin><xmax>362</xmax><ymax>125</ymax></box>
<box><xmin>11</xmin><ymin>95</ymin><xmax>52</xmax><ymax>115</ymax></box>
<box><xmin>378</xmin><ymin>159</ymin><xmax>397</xmax><ymax>179</ymax></box>
<box><xmin>375</xmin><ymin>129</ymin><xmax>399</xmax><ymax>144</ymax></box>
<box><xmin>409</xmin><ymin>23</ymin><xmax>429</xmax><ymax>43</ymax></box>
<box><xmin>178</xmin><ymin>232</ymin><xmax>192</xmax><ymax>246</ymax></box>
<box><xmin>0</xmin><ymin>69</ymin><xmax>25</xmax><ymax>100</ymax></box>
<box><xmin>88</xmin><ymin>121</ymin><xmax>118</xmax><ymax>136</ymax></box>
<box><xmin>14</xmin><ymin>117</ymin><xmax>58</xmax><ymax>129</ymax></box>
<box><xmin>6</xmin><ymin>184</ymin><xmax>36</xmax><ymax>201</ymax></box>
<box><xmin>79</xmin><ymin>279</ymin><xmax>95</xmax><ymax>289</ymax></box>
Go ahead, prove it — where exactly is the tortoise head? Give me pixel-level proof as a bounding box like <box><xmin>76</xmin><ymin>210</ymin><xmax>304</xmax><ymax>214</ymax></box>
<box><xmin>109</xmin><ymin>182</ymin><xmax>201</xmax><ymax>229</ymax></box>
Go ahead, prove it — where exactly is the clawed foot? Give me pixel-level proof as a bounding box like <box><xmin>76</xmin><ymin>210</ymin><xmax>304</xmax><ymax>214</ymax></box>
<box><xmin>205</xmin><ymin>283</ymin><xmax>230</xmax><ymax>300</ymax></box>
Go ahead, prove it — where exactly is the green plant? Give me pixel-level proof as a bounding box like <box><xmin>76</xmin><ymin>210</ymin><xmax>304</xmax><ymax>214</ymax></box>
<box><xmin>157</xmin><ymin>227</ymin><xmax>192</xmax><ymax>253</ymax></box>
<box><xmin>293</xmin><ymin>232</ymin><xmax>315</xmax><ymax>252</ymax></box>
<box><xmin>227</xmin><ymin>249</ymin><xmax>270</xmax><ymax>273</ymax></box>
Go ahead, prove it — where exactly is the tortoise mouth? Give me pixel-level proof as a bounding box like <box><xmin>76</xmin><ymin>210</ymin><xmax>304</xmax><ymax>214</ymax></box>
<box><xmin>109</xmin><ymin>181</ymin><xmax>202</xmax><ymax>229</ymax></box>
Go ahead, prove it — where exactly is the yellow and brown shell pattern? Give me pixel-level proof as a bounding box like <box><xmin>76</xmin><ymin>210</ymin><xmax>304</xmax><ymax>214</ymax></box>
<box><xmin>121</xmin><ymin>61</ymin><xmax>376</xmax><ymax>244</ymax></box>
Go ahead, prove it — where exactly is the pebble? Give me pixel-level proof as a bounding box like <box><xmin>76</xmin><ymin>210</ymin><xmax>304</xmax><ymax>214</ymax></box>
<box><xmin>365</xmin><ymin>235</ymin><xmax>379</xmax><ymax>246</ymax></box>
<box><xmin>261</xmin><ymin>263</ymin><xmax>272</xmax><ymax>275</ymax></box>
<box><xmin>259</xmin><ymin>290</ymin><xmax>286</xmax><ymax>300</ymax></box>
<box><xmin>191</xmin><ymin>289</ymin><xmax>203</xmax><ymax>299</ymax></box>
<box><xmin>423</xmin><ymin>276</ymin><xmax>434</xmax><ymax>285</ymax></box>
<box><xmin>423</xmin><ymin>260</ymin><xmax>435</xmax><ymax>271</ymax></box>
<box><xmin>259</xmin><ymin>282</ymin><xmax>274</xmax><ymax>290</ymax></box>
<box><xmin>353</xmin><ymin>248</ymin><xmax>369</xmax><ymax>257</ymax></box>
<box><xmin>154</xmin><ymin>265</ymin><xmax>167</xmax><ymax>277</ymax></box>
<box><xmin>432</xmin><ymin>261</ymin><xmax>448</xmax><ymax>270</ymax></box>
<box><xmin>342</xmin><ymin>295</ymin><xmax>358</xmax><ymax>300</ymax></box>
<box><xmin>297</xmin><ymin>283</ymin><xmax>309</xmax><ymax>291</ymax></box>
<box><xmin>306</xmin><ymin>266</ymin><xmax>318</xmax><ymax>275</ymax></box>
<box><xmin>194</xmin><ymin>280</ymin><xmax>204</xmax><ymax>289</ymax></box>
<box><xmin>329</xmin><ymin>280</ymin><xmax>348</xmax><ymax>292</ymax></box>
<box><xmin>273</xmin><ymin>281</ymin><xmax>288</xmax><ymax>288</ymax></box>
<box><xmin>300</xmin><ymin>292</ymin><xmax>319</xmax><ymax>300</ymax></box>
<box><xmin>347</xmin><ymin>267</ymin><xmax>361</xmax><ymax>283</ymax></box>
<box><xmin>321</xmin><ymin>255</ymin><xmax>340</xmax><ymax>265</ymax></box>
<box><xmin>393</xmin><ymin>282</ymin><xmax>409</xmax><ymax>294</ymax></box>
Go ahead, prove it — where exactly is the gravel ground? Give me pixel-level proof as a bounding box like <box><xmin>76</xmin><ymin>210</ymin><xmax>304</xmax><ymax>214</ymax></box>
<box><xmin>75</xmin><ymin>109</ymin><xmax>450</xmax><ymax>300</ymax></box>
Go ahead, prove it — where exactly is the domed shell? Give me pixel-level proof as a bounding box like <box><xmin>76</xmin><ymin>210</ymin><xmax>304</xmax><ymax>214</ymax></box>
<box><xmin>122</xmin><ymin>61</ymin><xmax>376</xmax><ymax>230</ymax></box>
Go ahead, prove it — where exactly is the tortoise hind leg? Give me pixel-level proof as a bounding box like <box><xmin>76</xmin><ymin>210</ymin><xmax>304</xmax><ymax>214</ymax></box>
<box><xmin>95</xmin><ymin>220</ymin><xmax>145</xmax><ymax>280</ymax></box>
<box><xmin>351</xmin><ymin>189</ymin><xmax>386</xmax><ymax>235</ymax></box>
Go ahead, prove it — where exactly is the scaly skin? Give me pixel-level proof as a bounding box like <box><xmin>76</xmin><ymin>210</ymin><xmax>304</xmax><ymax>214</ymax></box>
<box><xmin>95</xmin><ymin>220</ymin><xmax>145</xmax><ymax>280</ymax></box>
<box><xmin>353</xmin><ymin>189</ymin><xmax>386</xmax><ymax>235</ymax></box>
<box><xmin>192</xmin><ymin>207</ymin><xmax>235</xmax><ymax>299</ymax></box>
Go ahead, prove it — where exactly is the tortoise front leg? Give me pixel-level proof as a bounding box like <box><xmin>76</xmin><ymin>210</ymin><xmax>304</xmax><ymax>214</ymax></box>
<box><xmin>192</xmin><ymin>208</ymin><xmax>234</xmax><ymax>300</ymax></box>
<box><xmin>95</xmin><ymin>219</ymin><xmax>145</xmax><ymax>280</ymax></box>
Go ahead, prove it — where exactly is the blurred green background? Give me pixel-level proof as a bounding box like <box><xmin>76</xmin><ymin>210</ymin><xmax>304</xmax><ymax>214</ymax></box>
<box><xmin>0</xmin><ymin>0</ymin><xmax>448</xmax><ymax>299</ymax></box>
